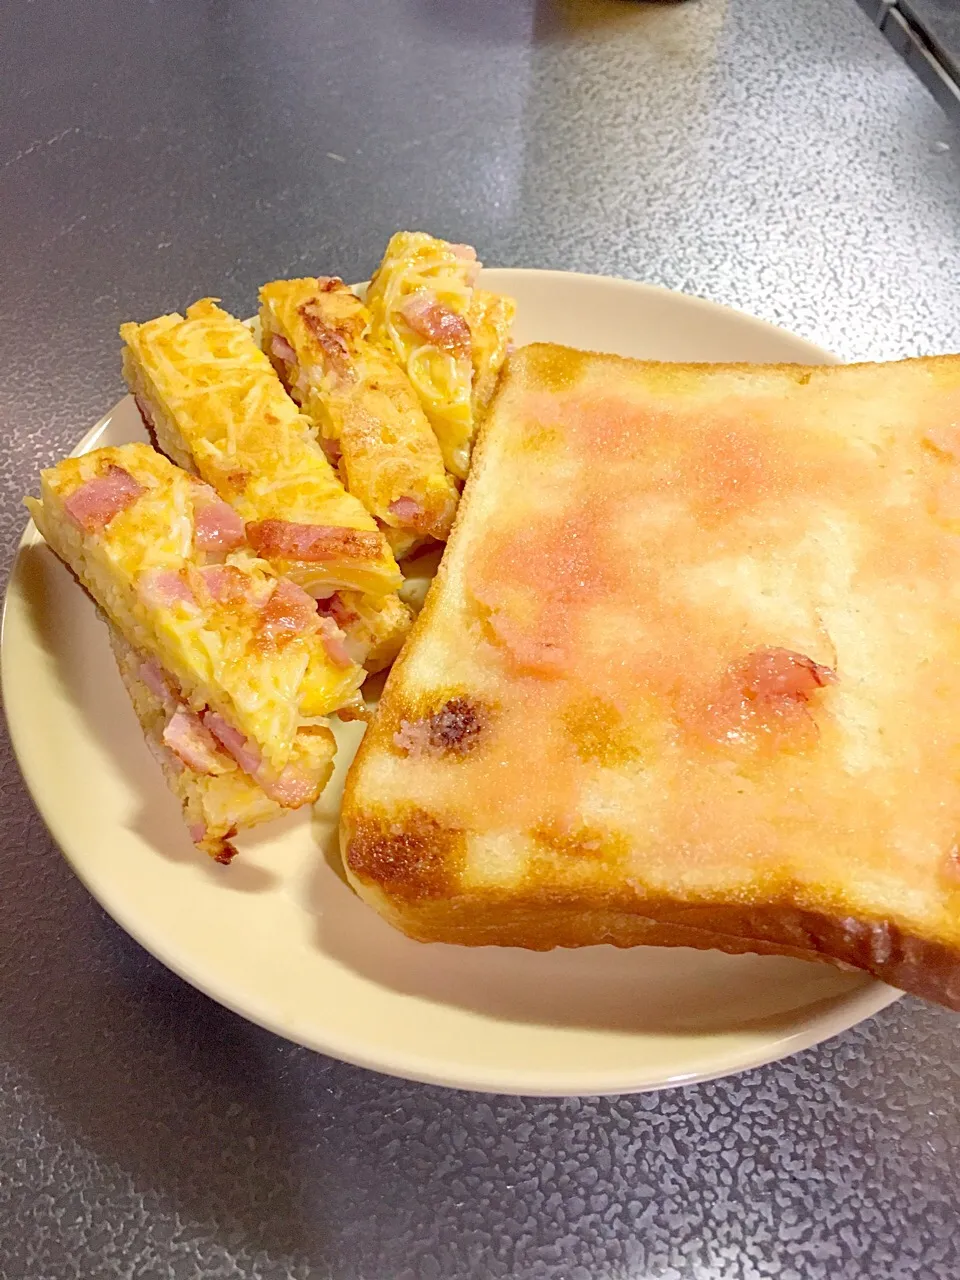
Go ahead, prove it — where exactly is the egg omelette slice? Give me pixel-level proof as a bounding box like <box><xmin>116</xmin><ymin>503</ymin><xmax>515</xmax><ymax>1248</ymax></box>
<box><xmin>120</xmin><ymin>299</ymin><xmax>403</xmax><ymax>601</ymax></box>
<box><xmin>258</xmin><ymin>277</ymin><xmax>459</xmax><ymax>548</ymax></box>
<box><xmin>108</xmin><ymin>626</ymin><xmax>324</xmax><ymax>863</ymax></box>
<box><xmin>366</xmin><ymin>232</ymin><xmax>515</xmax><ymax>479</ymax></box>
<box><xmin>26</xmin><ymin>443</ymin><xmax>361</xmax><ymax>859</ymax></box>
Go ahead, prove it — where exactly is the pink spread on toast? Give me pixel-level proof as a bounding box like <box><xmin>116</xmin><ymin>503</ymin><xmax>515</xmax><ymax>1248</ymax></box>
<box><xmin>684</xmin><ymin>647</ymin><xmax>837</xmax><ymax>753</ymax></box>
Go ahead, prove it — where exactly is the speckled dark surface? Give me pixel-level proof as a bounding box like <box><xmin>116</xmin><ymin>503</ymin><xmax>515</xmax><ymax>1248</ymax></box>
<box><xmin>3</xmin><ymin>1</ymin><xmax>960</xmax><ymax>1276</ymax></box>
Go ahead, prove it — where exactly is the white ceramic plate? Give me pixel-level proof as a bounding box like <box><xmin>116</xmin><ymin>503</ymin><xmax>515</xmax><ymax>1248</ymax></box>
<box><xmin>2</xmin><ymin>270</ymin><xmax>900</xmax><ymax>1096</ymax></box>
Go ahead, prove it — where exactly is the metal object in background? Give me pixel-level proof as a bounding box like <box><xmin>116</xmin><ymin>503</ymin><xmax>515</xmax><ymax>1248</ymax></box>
<box><xmin>857</xmin><ymin>0</ymin><xmax>895</xmax><ymax>24</ymax></box>
<box><xmin>860</xmin><ymin>0</ymin><xmax>960</xmax><ymax>124</ymax></box>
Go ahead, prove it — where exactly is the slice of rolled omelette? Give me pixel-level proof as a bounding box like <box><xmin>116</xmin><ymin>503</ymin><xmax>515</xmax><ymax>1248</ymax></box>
<box><xmin>120</xmin><ymin>298</ymin><xmax>402</xmax><ymax>600</ymax></box>
<box><xmin>258</xmin><ymin>277</ymin><xmax>458</xmax><ymax>543</ymax></box>
<box><xmin>109</xmin><ymin>626</ymin><xmax>335</xmax><ymax>863</ymax></box>
<box><xmin>26</xmin><ymin>443</ymin><xmax>361</xmax><ymax>857</ymax></box>
<box><xmin>366</xmin><ymin>232</ymin><xmax>515</xmax><ymax>479</ymax></box>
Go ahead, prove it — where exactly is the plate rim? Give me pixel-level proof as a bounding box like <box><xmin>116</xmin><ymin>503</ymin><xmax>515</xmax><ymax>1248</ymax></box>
<box><xmin>2</xmin><ymin>269</ymin><xmax>903</xmax><ymax>1096</ymax></box>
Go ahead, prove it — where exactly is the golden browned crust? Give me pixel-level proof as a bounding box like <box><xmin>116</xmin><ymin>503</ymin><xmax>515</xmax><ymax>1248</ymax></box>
<box><xmin>345</xmin><ymin>810</ymin><xmax>465</xmax><ymax>901</ymax></box>
<box><xmin>341</xmin><ymin>862</ymin><xmax>960</xmax><ymax>1010</ymax></box>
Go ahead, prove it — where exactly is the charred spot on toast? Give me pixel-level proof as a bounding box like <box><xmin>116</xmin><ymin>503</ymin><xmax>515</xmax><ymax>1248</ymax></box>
<box><xmin>346</xmin><ymin>810</ymin><xmax>464</xmax><ymax>900</ymax></box>
<box><xmin>393</xmin><ymin>696</ymin><xmax>488</xmax><ymax>759</ymax></box>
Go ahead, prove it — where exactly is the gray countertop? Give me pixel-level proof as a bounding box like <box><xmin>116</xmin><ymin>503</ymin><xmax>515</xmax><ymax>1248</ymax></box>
<box><xmin>2</xmin><ymin>1</ymin><xmax>960</xmax><ymax>1276</ymax></box>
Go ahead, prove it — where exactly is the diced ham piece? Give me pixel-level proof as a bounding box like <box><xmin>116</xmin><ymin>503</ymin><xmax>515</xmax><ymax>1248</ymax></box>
<box><xmin>739</xmin><ymin>648</ymin><xmax>837</xmax><ymax>703</ymax></box>
<box><xmin>202</xmin><ymin>711</ymin><xmax>263</xmax><ymax>779</ymax></box>
<box><xmin>258</xmin><ymin>579</ymin><xmax>318</xmax><ymax>642</ymax></box>
<box><xmin>401</xmin><ymin>292</ymin><xmax>472</xmax><ymax>358</ymax></box>
<box><xmin>139</xmin><ymin>657</ymin><xmax>177</xmax><ymax>702</ymax></box>
<box><xmin>388</xmin><ymin>496</ymin><xmax>423</xmax><ymax>527</ymax></box>
<box><xmin>317</xmin><ymin>593</ymin><xmax>367</xmax><ymax>662</ymax></box>
<box><xmin>193</xmin><ymin>493</ymin><xmax>246</xmax><ymax>552</ymax></box>
<box><xmin>63</xmin><ymin>466</ymin><xmax>144</xmax><ymax>532</ymax></box>
<box><xmin>320</xmin><ymin>592</ymin><xmax>360</xmax><ymax>628</ymax></box>
<box><xmin>270</xmin><ymin>333</ymin><xmax>296</xmax><ymax>363</ymax></box>
<box><xmin>317</xmin><ymin>615</ymin><xmax>355</xmax><ymax>668</ymax></box>
<box><xmin>162</xmin><ymin>709</ymin><xmax>224</xmax><ymax>775</ymax></box>
<box><xmin>139</xmin><ymin>569</ymin><xmax>195</xmax><ymax>610</ymax></box>
<box><xmin>200</xmin><ymin>564</ymin><xmax>251</xmax><ymax>605</ymax></box>
<box><xmin>246</xmin><ymin>518</ymin><xmax>383</xmax><ymax>562</ymax></box>
<box><xmin>199</xmin><ymin>710</ymin><xmax>317</xmax><ymax>808</ymax></box>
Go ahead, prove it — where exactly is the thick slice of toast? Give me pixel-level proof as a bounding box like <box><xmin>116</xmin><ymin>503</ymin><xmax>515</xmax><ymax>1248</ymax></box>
<box><xmin>341</xmin><ymin>344</ymin><xmax>960</xmax><ymax>1009</ymax></box>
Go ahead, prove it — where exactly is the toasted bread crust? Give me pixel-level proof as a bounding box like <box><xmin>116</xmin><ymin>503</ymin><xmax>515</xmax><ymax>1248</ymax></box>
<box><xmin>340</xmin><ymin>805</ymin><xmax>960</xmax><ymax>1007</ymax></box>
<box><xmin>343</xmin><ymin>345</ymin><xmax>960</xmax><ymax>1008</ymax></box>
